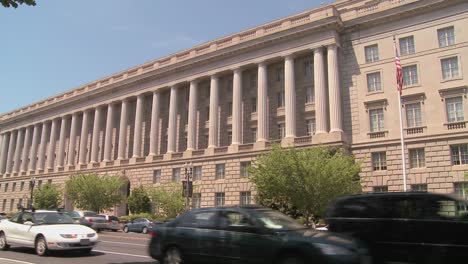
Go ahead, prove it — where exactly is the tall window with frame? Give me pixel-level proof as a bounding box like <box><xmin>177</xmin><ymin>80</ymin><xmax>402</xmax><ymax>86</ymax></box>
<box><xmin>365</xmin><ymin>44</ymin><xmax>379</xmax><ymax>63</ymax></box>
<box><xmin>192</xmin><ymin>193</ymin><xmax>201</xmax><ymax>209</ymax></box>
<box><xmin>454</xmin><ymin>182</ymin><xmax>468</xmax><ymax>199</ymax></box>
<box><xmin>278</xmin><ymin>123</ymin><xmax>285</xmax><ymax>139</ymax></box>
<box><xmin>277</xmin><ymin>91</ymin><xmax>285</xmax><ymax>108</ymax></box>
<box><xmin>172</xmin><ymin>168</ymin><xmax>181</xmax><ymax>182</ymax></box>
<box><xmin>306</xmin><ymin>86</ymin><xmax>315</xmax><ymax>103</ymax></box>
<box><xmin>193</xmin><ymin>166</ymin><xmax>202</xmax><ymax>181</ymax></box>
<box><xmin>402</xmin><ymin>65</ymin><xmax>418</xmax><ymax>86</ymax></box>
<box><xmin>215</xmin><ymin>164</ymin><xmax>225</xmax><ymax>180</ymax></box>
<box><xmin>250</xmin><ymin>73</ymin><xmax>257</xmax><ymax>89</ymax></box>
<box><xmin>215</xmin><ymin>192</ymin><xmax>225</xmax><ymax>206</ymax></box>
<box><xmin>306</xmin><ymin>119</ymin><xmax>316</xmax><ymax>136</ymax></box>
<box><xmin>409</xmin><ymin>148</ymin><xmax>425</xmax><ymax>168</ymax></box>
<box><xmin>367</xmin><ymin>72</ymin><xmax>382</xmax><ymax>92</ymax></box>
<box><xmin>445</xmin><ymin>97</ymin><xmax>464</xmax><ymax>123</ymax></box>
<box><xmin>372</xmin><ymin>152</ymin><xmax>387</xmax><ymax>171</ymax></box>
<box><xmin>438</xmin><ymin>26</ymin><xmax>455</xmax><ymax>48</ymax></box>
<box><xmin>12</xmin><ymin>182</ymin><xmax>16</xmax><ymax>192</ymax></box>
<box><xmin>441</xmin><ymin>57</ymin><xmax>459</xmax><ymax>80</ymax></box>
<box><xmin>227</xmin><ymin>131</ymin><xmax>232</xmax><ymax>145</ymax></box>
<box><xmin>240</xmin><ymin>191</ymin><xmax>252</xmax><ymax>205</ymax></box>
<box><xmin>227</xmin><ymin>102</ymin><xmax>233</xmax><ymax>117</ymax></box>
<box><xmin>451</xmin><ymin>144</ymin><xmax>468</xmax><ymax>165</ymax></box>
<box><xmin>369</xmin><ymin>108</ymin><xmax>385</xmax><ymax>132</ymax></box>
<box><xmin>240</xmin><ymin>161</ymin><xmax>251</xmax><ymax>177</ymax></box>
<box><xmin>205</xmin><ymin>106</ymin><xmax>210</xmax><ymax>121</ymax></box>
<box><xmin>406</xmin><ymin>102</ymin><xmax>422</xmax><ymax>128</ymax></box>
<box><xmin>251</xmin><ymin>98</ymin><xmax>257</xmax><ymax>113</ymax></box>
<box><xmin>10</xmin><ymin>199</ymin><xmax>14</xmax><ymax>211</ymax></box>
<box><xmin>399</xmin><ymin>36</ymin><xmax>415</xmax><ymax>55</ymax></box>
<box><xmin>304</xmin><ymin>59</ymin><xmax>313</xmax><ymax>77</ymax></box>
<box><xmin>251</xmin><ymin>128</ymin><xmax>257</xmax><ymax>142</ymax></box>
<box><xmin>276</xmin><ymin>66</ymin><xmax>284</xmax><ymax>82</ymax></box>
<box><xmin>153</xmin><ymin>170</ymin><xmax>161</xmax><ymax>183</ymax></box>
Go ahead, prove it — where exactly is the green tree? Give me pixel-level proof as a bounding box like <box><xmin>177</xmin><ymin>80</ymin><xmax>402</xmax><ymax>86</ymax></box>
<box><xmin>33</xmin><ymin>183</ymin><xmax>62</xmax><ymax>209</ymax></box>
<box><xmin>148</xmin><ymin>183</ymin><xmax>185</xmax><ymax>219</ymax></box>
<box><xmin>250</xmin><ymin>146</ymin><xmax>362</xmax><ymax>225</ymax></box>
<box><xmin>1</xmin><ymin>0</ymin><xmax>36</xmax><ymax>8</ymax></box>
<box><xmin>127</xmin><ymin>186</ymin><xmax>151</xmax><ymax>214</ymax></box>
<box><xmin>65</xmin><ymin>173</ymin><xmax>128</xmax><ymax>213</ymax></box>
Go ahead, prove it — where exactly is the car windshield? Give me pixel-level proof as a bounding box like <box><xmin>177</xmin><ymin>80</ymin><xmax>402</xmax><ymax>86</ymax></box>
<box><xmin>34</xmin><ymin>212</ymin><xmax>75</xmax><ymax>225</ymax></box>
<box><xmin>65</xmin><ymin>211</ymin><xmax>81</xmax><ymax>218</ymax></box>
<box><xmin>253</xmin><ymin>209</ymin><xmax>305</xmax><ymax>231</ymax></box>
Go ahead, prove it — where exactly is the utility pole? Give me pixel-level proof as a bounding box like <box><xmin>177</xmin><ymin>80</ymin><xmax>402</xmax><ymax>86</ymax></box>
<box><xmin>29</xmin><ymin>176</ymin><xmax>36</xmax><ymax>209</ymax></box>
<box><xmin>183</xmin><ymin>162</ymin><xmax>193</xmax><ymax>211</ymax></box>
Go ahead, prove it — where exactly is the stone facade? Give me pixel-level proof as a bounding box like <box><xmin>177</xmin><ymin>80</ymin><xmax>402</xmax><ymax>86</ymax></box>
<box><xmin>0</xmin><ymin>0</ymin><xmax>467</xmax><ymax>214</ymax></box>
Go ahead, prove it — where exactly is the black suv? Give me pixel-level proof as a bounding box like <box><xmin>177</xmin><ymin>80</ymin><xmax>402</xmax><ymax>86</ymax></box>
<box><xmin>325</xmin><ymin>192</ymin><xmax>468</xmax><ymax>264</ymax></box>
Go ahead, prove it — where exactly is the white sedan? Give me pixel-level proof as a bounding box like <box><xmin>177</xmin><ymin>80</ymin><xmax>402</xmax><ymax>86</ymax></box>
<box><xmin>0</xmin><ymin>210</ymin><xmax>98</xmax><ymax>256</ymax></box>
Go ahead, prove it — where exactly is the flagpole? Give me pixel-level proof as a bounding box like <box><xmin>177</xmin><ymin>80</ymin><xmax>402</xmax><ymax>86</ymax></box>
<box><xmin>394</xmin><ymin>36</ymin><xmax>408</xmax><ymax>192</ymax></box>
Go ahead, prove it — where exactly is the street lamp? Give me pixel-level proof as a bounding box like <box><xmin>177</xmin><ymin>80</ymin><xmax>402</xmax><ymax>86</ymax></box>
<box><xmin>29</xmin><ymin>177</ymin><xmax>36</xmax><ymax>209</ymax></box>
<box><xmin>182</xmin><ymin>162</ymin><xmax>193</xmax><ymax>211</ymax></box>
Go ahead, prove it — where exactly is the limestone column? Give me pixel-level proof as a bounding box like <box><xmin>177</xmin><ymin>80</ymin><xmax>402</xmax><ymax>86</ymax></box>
<box><xmin>103</xmin><ymin>103</ymin><xmax>115</xmax><ymax>162</ymax></box>
<box><xmin>232</xmin><ymin>69</ymin><xmax>242</xmax><ymax>145</ymax></box>
<box><xmin>257</xmin><ymin>62</ymin><xmax>268</xmax><ymax>141</ymax></box>
<box><xmin>133</xmin><ymin>94</ymin><xmax>144</xmax><ymax>158</ymax></box>
<box><xmin>6</xmin><ymin>130</ymin><xmax>17</xmax><ymax>174</ymax></box>
<box><xmin>67</xmin><ymin>113</ymin><xmax>79</xmax><ymax>166</ymax></box>
<box><xmin>13</xmin><ymin>129</ymin><xmax>24</xmax><ymax>173</ymax></box>
<box><xmin>187</xmin><ymin>81</ymin><xmax>198</xmax><ymax>151</ymax></box>
<box><xmin>90</xmin><ymin>107</ymin><xmax>103</xmax><ymax>163</ymax></box>
<box><xmin>118</xmin><ymin>99</ymin><xmax>129</xmax><ymax>160</ymax></box>
<box><xmin>167</xmin><ymin>86</ymin><xmax>178</xmax><ymax>153</ymax></box>
<box><xmin>0</xmin><ymin>133</ymin><xmax>9</xmax><ymax>174</ymax></box>
<box><xmin>29</xmin><ymin>124</ymin><xmax>40</xmax><ymax>171</ymax></box>
<box><xmin>314</xmin><ymin>47</ymin><xmax>328</xmax><ymax>134</ymax></box>
<box><xmin>38</xmin><ymin>122</ymin><xmax>49</xmax><ymax>170</ymax></box>
<box><xmin>20</xmin><ymin>126</ymin><xmax>33</xmax><ymax>172</ymax></box>
<box><xmin>149</xmin><ymin>92</ymin><xmax>160</xmax><ymax>155</ymax></box>
<box><xmin>208</xmin><ymin>75</ymin><xmax>219</xmax><ymax>148</ymax></box>
<box><xmin>327</xmin><ymin>44</ymin><xmax>343</xmax><ymax>133</ymax></box>
<box><xmin>47</xmin><ymin>119</ymin><xmax>59</xmax><ymax>169</ymax></box>
<box><xmin>79</xmin><ymin>110</ymin><xmax>91</xmax><ymax>165</ymax></box>
<box><xmin>57</xmin><ymin>116</ymin><xmax>69</xmax><ymax>167</ymax></box>
<box><xmin>284</xmin><ymin>55</ymin><xmax>296</xmax><ymax>138</ymax></box>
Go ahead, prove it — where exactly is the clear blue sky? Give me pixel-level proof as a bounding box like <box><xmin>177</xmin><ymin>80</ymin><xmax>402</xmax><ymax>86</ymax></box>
<box><xmin>0</xmin><ymin>0</ymin><xmax>325</xmax><ymax>114</ymax></box>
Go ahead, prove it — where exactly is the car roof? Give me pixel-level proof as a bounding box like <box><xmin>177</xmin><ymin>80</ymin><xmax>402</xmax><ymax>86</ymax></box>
<box><xmin>189</xmin><ymin>204</ymin><xmax>267</xmax><ymax>213</ymax></box>
<box><xmin>334</xmin><ymin>191</ymin><xmax>464</xmax><ymax>202</ymax></box>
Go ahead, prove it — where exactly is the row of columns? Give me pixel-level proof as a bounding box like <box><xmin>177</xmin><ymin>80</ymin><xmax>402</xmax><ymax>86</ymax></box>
<box><xmin>0</xmin><ymin>45</ymin><xmax>342</xmax><ymax>175</ymax></box>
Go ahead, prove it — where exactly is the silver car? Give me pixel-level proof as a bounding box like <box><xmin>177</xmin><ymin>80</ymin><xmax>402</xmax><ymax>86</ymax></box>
<box><xmin>75</xmin><ymin>211</ymin><xmax>107</xmax><ymax>232</ymax></box>
<box><xmin>97</xmin><ymin>214</ymin><xmax>121</xmax><ymax>231</ymax></box>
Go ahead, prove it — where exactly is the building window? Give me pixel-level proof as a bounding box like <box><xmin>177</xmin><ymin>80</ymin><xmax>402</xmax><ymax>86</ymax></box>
<box><xmin>216</xmin><ymin>164</ymin><xmax>225</xmax><ymax>180</ymax></box>
<box><xmin>47</xmin><ymin>179</ymin><xmax>52</xmax><ymax>185</ymax></box>
<box><xmin>369</xmin><ymin>108</ymin><xmax>385</xmax><ymax>132</ymax></box>
<box><xmin>411</xmin><ymin>184</ymin><xmax>427</xmax><ymax>192</ymax></box>
<box><xmin>367</xmin><ymin>72</ymin><xmax>382</xmax><ymax>92</ymax></box>
<box><xmin>240</xmin><ymin>191</ymin><xmax>252</xmax><ymax>205</ymax></box>
<box><xmin>306</xmin><ymin>119</ymin><xmax>316</xmax><ymax>136</ymax></box>
<box><xmin>227</xmin><ymin>131</ymin><xmax>232</xmax><ymax>145</ymax></box>
<box><xmin>446</xmin><ymin>97</ymin><xmax>464</xmax><ymax>123</ymax></box>
<box><xmin>277</xmin><ymin>91</ymin><xmax>285</xmax><ymax>108</ymax></box>
<box><xmin>215</xmin><ymin>192</ymin><xmax>225</xmax><ymax>206</ymax></box>
<box><xmin>451</xmin><ymin>144</ymin><xmax>468</xmax><ymax>165</ymax></box>
<box><xmin>193</xmin><ymin>166</ymin><xmax>202</xmax><ymax>181</ymax></box>
<box><xmin>12</xmin><ymin>182</ymin><xmax>16</xmax><ymax>192</ymax></box>
<box><xmin>409</xmin><ymin>148</ymin><xmax>425</xmax><ymax>168</ymax></box>
<box><xmin>250</xmin><ymin>73</ymin><xmax>257</xmax><ymax>88</ymax></box>
<box><xmin>306</xmin><ymin>86</ymin><xmax>315</xmax><ymax>103</ymax></box>
<box><xmin>454</xmin><ymin>182</ymin><xmax>468</xmax><ymax>199</ymax></box>
<box><xmin>304</xmin><ymin>60</ymin><xmax>313</xmax><ymax>77</ymax></box>
<box><xmin>276</xmin><ymin>67</ymin><xmax>284</xmax><ymax>82</ymax></box>
<box><xmin>373</xmin><ymin>186</ymin><xmax>388</xmax><ymax>193</ymax></box>
<box><xmin>402</xmin><ymin>65</ymin><xmax>418</xmax><ymax>86</ymax></box>
<box><xmin>206</xmin><ymin>106</ymin><xmax>210</xmax><ymax>121</ymax></box>
<box><xmin>10</xmin><ymin>199</ymin><xmax>14</xmax><ymax>211</ymax></box>
<box><xmin>227</xmin><ymin>102</ymin><xmax>232</xmax><ymax>117</ymax></box>
<box><xmin>438</xmin><ymin>26</ymin><xmax>455</xmax><ymax>48</ymax></box>
<box><xmin>240</xmin><ymin>161</ymin><xmax>251</xmax><ymax>177</ymax></box>
<box><xmin>278</xmin><ymin>123</ymin><xmax>285</xmax><ymax>139</ymax></box>
<box><xmin>204</xmin><ymin>134</ymin><xmax>209</xmax><ymax>146</ymax></box>
<box><xmin>172</xmin><ymin>168</ymin><xmax>181</xmax><ymax>182</ymax></box>
<box><xmin>372</xmin><ymin>152</ymin><xmax>387</xmax><ymax>171</ymax></box>
<box><xmin>251</xmin><ymin>128</ymin><xmax>257</xmax><ymax>142</ymax></box>
<box><xmin>399</xmin><ymin>36</ymin><xmax>415</xmax><ymax>55</ymax></box>
<box><xmin>365</xmin><ymin>44</ymin><xmax>379</xmax><ymax>63</ymax></box>
<box><xmin>153</xmin><ymin>170</ymin><xmax>161</xmax><ymax>183</ymax></box>
<box><xmin>192</xmin><ymin>193</ymin><xmax>201</xmax><ymax>209</ymax></box>
<box><xmin>4</xmin><ymin>183</ymin><xmax>8</xmax><ymax>192</ymax></box>
<box><xmin>251</xmin><ymin>98</ymin><xmax>257</xmax><ymax>113</ymax></box>
<box><xmin>441</xmin><ymin>57</ymin><xmax>459</xmax><ymax>80</ymax></box>
<box><xmin>18</xmin><ymin>198</ymin><xmax>23</xmax><ymax>208</ymax></box>
<box><xmin>2</xmin><ymin>199</ymin><xmax>5</xmax><ymax>211</ymax></box>
<box><xmin>406</xmin><ymin>103</ymin><xmax>422</xmax><ymax>128</ymax></box>
<box><xmin>20</xmin><ymin>182</ymin><xmax>25</xmax><ymax>191</ymax></box>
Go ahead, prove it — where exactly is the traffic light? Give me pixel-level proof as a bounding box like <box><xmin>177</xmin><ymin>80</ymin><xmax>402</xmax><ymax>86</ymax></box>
<box><xmin>182</xmin><ymin>180</ymin><xmax>193</xmax><ymax>197</ymax></box>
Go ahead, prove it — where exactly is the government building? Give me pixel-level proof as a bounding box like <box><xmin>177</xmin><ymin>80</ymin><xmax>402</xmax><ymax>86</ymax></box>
<box><xmin>0</xmin><ymin>0</ymin><xmax>467</xmax><ymax>214</ymax></box>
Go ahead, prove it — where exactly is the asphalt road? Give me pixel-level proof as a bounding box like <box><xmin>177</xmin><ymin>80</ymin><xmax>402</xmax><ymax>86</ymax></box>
<box><xmin>0</xmin><ymin>231</ymin><xmax>157</xmax><ymax>264</ymax></box>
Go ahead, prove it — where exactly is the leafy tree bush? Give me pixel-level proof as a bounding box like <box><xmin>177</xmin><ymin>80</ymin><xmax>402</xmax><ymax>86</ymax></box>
<box><xmin>127</xmin><ymin>186</ymin><xmax>151</xmax><ymax>214</ymax></box>
<box><xmin>148</xmin><ymin>183</ymin><xmax>185</xmax><ymax>220</ymax></box>
<box><xmin>65</xmin><ymin>173</ymin><xmax>128</xmax><ymax>213</ymax></box>
<box><xmin>1</xmin><ymin>0</ymin><xmax>35</xmax><ymax>8</ymax></box>
<box><xmin>33</xmin><ymin>183</ymin><xmax>62</xmax><ymax>209</ymax></box>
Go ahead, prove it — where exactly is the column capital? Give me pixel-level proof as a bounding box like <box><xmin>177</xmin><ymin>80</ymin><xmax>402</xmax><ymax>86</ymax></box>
<box><xmin>189</xmin><ymin>79</ymin><xmax>199</xmax><ymax>86</ymax></box>
<box><xmin>232</xmin><ymin>67</ymin><xmax>243</xmax><ymax>75</ymax></box>
<box><xmin>327</xmin><ymin>43</ymin><xmax>340</xmax><ymax>49</ymax></box>
<box><xmin>257</xmin><ymin>61</ymin><xmax>267</xmax><ymax>68</ymax></box>
<box><xmin>313</xmin><ymin>46</ymin><xmax>324</xmax><ymax>53</ymax></box>
<box><xmin>283</xmin><ymin>53</ymin><xmax>296</xmax><ymax>61</ymax></box>
<box><xmin>210</xmin><ymin>74</ymin><xmax>220</xmax><ymax>81</ymax></box>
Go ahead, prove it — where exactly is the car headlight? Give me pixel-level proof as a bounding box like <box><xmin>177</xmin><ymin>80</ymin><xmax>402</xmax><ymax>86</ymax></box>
<box><xmin>314</xmin><ymin>243</ymin><xmax>353</xmax><ymax>255</ymax></box>
<box><xmin>60</xmin><ymin>234</ymin><xmax>78</xmax><ymax>238</ymax></box>
<box><xmin>87</xmin><ymin>233</ymin><xmax>96</xmax><ymax>238</ymax></box>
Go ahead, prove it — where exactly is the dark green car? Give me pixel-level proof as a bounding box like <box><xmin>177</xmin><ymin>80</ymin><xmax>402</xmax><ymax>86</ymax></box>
<box><xmin>149</xmin><ymin>205</ymin><xmax>370</xmax><ymax>264</ymax></box>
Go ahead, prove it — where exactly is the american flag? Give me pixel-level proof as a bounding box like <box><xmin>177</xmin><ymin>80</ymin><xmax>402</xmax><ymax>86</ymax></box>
<box><xmin>395</xmin><ymin>46</ymin><xmax>403</xmax><ymax>95</ymax></box>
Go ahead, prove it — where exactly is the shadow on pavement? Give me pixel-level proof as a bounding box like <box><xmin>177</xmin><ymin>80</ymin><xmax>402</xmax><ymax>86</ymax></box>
<box><xmin>7</xmin><ymin>247</ymin><xmax>105</xmax><ymax>258</ymax></box>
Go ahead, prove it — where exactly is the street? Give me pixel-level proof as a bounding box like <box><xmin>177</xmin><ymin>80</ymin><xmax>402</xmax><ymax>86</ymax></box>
<box><xmin>0</xmin><ymin>231</ymin><xmax>156</xmax><ymax>264</ymax></box>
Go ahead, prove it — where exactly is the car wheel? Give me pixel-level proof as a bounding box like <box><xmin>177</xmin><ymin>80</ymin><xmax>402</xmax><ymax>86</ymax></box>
<box><xmin>278</xmin><ymin>254</ymin><xmax>305</xmax><ymax>264</ymax></box>
<box><xmin>163</xmin><ymin>247</ymin><xmax>183</xmax><ymax>264</ymax></box>
<box><xmin>35</xmin><ymin>236</ymin><xmax>49</xmax><ymax>256</ymax></box>
<box><xmin>142</xmin><ymin>227</ymin><xmax>148</xmax><ymax>234</ymax></box>
<box><xmin>0</xmin><ymin>232</ymin><xmax>10</xmax><ymax>250</ymax></box>
<box><xmin>123</xmin><ymin>226</ymin><xmax>129</xmax><ymax>233</ymax></box>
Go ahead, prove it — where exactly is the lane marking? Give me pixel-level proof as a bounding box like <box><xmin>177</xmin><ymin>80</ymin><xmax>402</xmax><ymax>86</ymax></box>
<box><xmin>0</xmin><ymin>258</ymin><xmax>36</xmax><ymax>264</ymax></box>
<box><xmin>94</xmin><ymin>250</ymin><xmax>152</xmax><ymax>259</ymax></box>
<box><xmin>100</xmin><ymin>240</ymin><xmax>146</xmax><ymax>246</ymax></box>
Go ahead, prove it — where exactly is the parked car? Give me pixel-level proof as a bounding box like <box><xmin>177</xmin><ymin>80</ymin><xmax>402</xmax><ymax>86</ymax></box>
<box><xmin>325</xmin><ymin>192</ymin><xmax>468</xmax><ymax>264</ymax></box>
<box><xmin>123</xmin><ymin>218</ymin><xmax>158</xmax><ymax>234</ymax></box>
<box><xmin>148</xmin><ymin>205</ymin><xmax>370</xmax><ymax>264</ymax></box>
<box><xmin>63</xmin><ymin>210</ymin><xmax>93</xmax><ymax>228</ymax></box>
<box><xmin>97</xmin><ymin>214</ymin><xmax>120</xmax><ymax>232</ymax></box>
<box><xmin>0</xmin><ymin>213</ymin><xmax>6</xmax><ymax>220</ymax></box>
<box><xmin>0</xmin><ymin>210</ymin><xmax>98</xmax><ymax>256</ymax></box>
<box><xmin>75</xmin><ymin>211</ymin><xmax>107</xmax><ymax>232</ymax></box>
